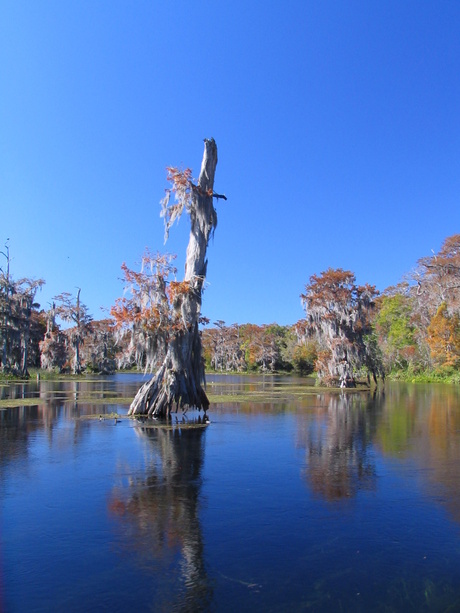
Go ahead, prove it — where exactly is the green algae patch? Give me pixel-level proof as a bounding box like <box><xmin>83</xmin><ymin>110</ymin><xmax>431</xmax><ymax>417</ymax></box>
<box><xmin>78</xmin><ymin>412</ymin><xmax>130</xmax><ymax>420</ymax></box>
<box><xmin>133</xmin><ymin>421</ymin><xmax>210</xmax><ymax>430</ymax></box>
<box><xmin>78</xmin><ymin>412</ymin><xmax>209</xmax><ymax>429</ymax></box>
<box><xmin>0</xmin><ymin>397</ymin><xmax>48</xmax><ymax>409</ymax></box>
<box><xmin>75</xmin><ymin>396</ymin><xmax>133</xmax><ymax>406</ymax></box>
<box><xmin>206</xmin><ymin>383</ymin><xmax>370</xmax><ymax>405</ymax></box>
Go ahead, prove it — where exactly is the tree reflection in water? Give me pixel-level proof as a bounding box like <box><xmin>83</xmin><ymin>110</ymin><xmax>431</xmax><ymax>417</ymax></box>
<box><xmin>109</xmin><ymin>421</ymin><xmax>212</xmax><ymax>611</ymax></box>
<box><xmin>299</xmin><ymin>392</ymin><xmax>385</xmax><ymax>501</ymax></box>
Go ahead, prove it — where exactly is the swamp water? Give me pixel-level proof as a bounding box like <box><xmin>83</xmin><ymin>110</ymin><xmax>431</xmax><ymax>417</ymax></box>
<box><xmin>1</xmin><ymin>374</ymin><xmax>460</xmax><ymax>612</ymax></box>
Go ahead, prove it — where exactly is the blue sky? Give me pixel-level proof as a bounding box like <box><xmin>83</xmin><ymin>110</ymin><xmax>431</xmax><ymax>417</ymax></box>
<box><xmin>1</xmin><ymin>1</ymin><xmax>459</xmax><ymax>326</ymax></box>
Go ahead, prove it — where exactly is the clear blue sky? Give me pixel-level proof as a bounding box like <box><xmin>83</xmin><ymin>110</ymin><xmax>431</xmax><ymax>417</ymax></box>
<box><xmin>1</xmin><ymin>1</ymin><xmax>459</xmax><ymax>326</ymax></box>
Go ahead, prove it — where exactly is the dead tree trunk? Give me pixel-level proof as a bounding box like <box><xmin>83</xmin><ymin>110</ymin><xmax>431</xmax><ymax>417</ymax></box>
<box><xmin>73</xmin><ymin>288</ymin><xmax>82</xmax><ymax>375</ymax></box>
<box><xmin>129</xmin><ymin>139</ymin><xmax>222</xmax><ymax>418</ymax></box>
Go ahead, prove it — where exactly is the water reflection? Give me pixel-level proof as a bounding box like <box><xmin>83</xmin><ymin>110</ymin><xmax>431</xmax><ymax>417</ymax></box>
<box><xmin>109</xmin><ymin>424</ymin><xmax>212</xmax><ymax>611</ymax></box>
<box><xmin>297</xmin><ymin>392</ymin><xmax>384</xmax><ymax>500</ymax></box>
<box><xmin>1</xmin><ymin>381</ymin><xmax>39</xmax><ymax>401</ymax></box>
<box><xmin>3</xmin><ymin>376</ymin><xmax>460</xmax><ymax>611</ymax></box>
<box><xmin>0</xmin><ymin>377</ymin><xmax>134</xmax><ymax>480</ymax></box>
<box><xmin>379</xmin><ymin>384</ymin><xmax>460</xmax><ymax>524</ymax></box>
<box><xmin>293</xmin><ymin>383</ymin><xmax>460</xmax><ymax>520</ymax></box>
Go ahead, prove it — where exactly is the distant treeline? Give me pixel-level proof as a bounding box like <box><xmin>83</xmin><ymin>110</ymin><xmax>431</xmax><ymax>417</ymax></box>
<box><xmin>1</xmin><ymin>234</ymin><xmax>459</xmax><ymax>384</ymax></box>
<box><xmin>203</xmin><ymin>234</ymin><xmax>460</xmax><ymax>385</ymax></box>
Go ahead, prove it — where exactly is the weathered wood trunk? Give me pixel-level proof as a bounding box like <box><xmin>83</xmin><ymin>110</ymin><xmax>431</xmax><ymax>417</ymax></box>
<box><xmin>19</xmin><ymin>301</ymin><xmax>31</xmax><ymax>378</ymax></box>
<box><xmin>73</xmin><ymin>288</ymin><xmax>82</xmax><ymax>375</ymax></box>
<box><xmin>129</xmin><ymin>139</ymin><xmax>219</xmax><ymax>418</ymax></box>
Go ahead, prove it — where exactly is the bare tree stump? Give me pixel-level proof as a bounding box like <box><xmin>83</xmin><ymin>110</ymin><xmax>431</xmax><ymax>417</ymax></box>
<box><xmin>129</xmin><ymin>139</ymin><xmax>223</xmax><ymax>418</ymax></box>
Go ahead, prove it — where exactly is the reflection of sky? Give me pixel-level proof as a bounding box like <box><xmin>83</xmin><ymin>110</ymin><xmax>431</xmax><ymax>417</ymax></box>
<box><xmin>203</xmin><ymin>409</ymin><xmax>460</xmax><ymax>610</ymax></box>
<box><xmin>2</xmin><ymin>377</ymin><xmax>460</xmax><ymax>611</ymax></box>
<box><xmin>2</xmin><ymin>416</ymin><xmax>164</xmax><ymax>611</ymax></box>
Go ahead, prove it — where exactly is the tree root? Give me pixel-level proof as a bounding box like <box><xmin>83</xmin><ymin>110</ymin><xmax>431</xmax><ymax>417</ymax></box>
<box><xmin>128</xmin><ymin>365</ymin><xmax>209</xmax><ymax>419</ymax></box>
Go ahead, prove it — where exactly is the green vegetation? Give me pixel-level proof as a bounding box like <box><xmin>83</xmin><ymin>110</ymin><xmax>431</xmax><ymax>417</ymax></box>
<box><xmin>2</xmin><ymin>234</ymin><xmax>459</xmax><ymax>387</ymax></box>
<box><xmin>0</xmin><ymin>397</ymin><xmax>49</xmax><ymax>409</ymax></box>
<box><xmin>374</xmin><ymin>294</ymin><xmax>418</xmax><ymax>369</ymax></box>
<box><xmin>388</xmin><ymin>367</ymin><xmax>460</xmax><ymax>384</ymax></box>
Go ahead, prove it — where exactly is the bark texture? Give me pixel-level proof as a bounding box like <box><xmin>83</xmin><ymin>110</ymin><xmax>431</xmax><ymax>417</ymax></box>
<box><xmin>129</xmin><ymin>139</ymin><xmax>220</xmax><ymax>418</ymax></box>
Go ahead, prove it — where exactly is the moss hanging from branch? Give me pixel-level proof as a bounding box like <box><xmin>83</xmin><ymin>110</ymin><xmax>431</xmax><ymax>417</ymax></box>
<box><xmin>113</xmin><ymin>139</ymin><xmax>225</xmax><ymax>418</ymax></box>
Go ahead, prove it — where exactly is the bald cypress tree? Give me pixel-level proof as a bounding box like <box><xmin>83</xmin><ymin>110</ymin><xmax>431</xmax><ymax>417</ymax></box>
<box><xmin>112</xmin><ymin>139</ymin><xmax>226</xmax><ymax>418</ymax></box>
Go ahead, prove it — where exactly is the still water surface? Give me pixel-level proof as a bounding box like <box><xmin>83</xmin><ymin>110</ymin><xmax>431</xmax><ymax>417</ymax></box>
<box><xmin>1</xmin><ymin>374</ymin><xmax>460</xmax><ymax>612</ymax></box>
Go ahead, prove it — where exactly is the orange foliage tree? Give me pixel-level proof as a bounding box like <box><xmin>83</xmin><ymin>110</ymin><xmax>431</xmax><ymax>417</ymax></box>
<box><xmin>300</xmin><ymin>268</ymin><xmax>383</xmax><ymax>387</ymax></box>
<box><xmin>427</xmin><ymin>303</ymin><xmax>460</xmax><ymax>368</ymax></box>
<box><xmin>415</xmin><ymin>234</ymin><xmax>460</xmax><ymax>313</ymax></box>
<box><xmin>411</xmin><ymin>234</ymin><xmax>460</xmax><ymax>339</ymax></box>
<box><xmin>111</xmin><ymin>251</ymin><xmax>181</xmax><ymax>371</ymax></box>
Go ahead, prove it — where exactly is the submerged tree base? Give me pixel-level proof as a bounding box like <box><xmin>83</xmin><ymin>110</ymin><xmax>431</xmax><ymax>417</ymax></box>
<box><xmin>128</xmin><ymin>362</ymin><xmax>209</xmax><ymax>419</ymax></box>
<box><xmin>79</xmin><ymin>412</ymin><xmax>210</xmax><ymax>428</ymax></box>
